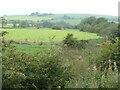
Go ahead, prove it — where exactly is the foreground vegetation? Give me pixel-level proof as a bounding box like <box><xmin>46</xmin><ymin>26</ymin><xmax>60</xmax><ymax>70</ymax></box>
<box><xmin>2</xmin><ymin>36</ymin><xmax>119</xmax><ymax>89</ymax></box>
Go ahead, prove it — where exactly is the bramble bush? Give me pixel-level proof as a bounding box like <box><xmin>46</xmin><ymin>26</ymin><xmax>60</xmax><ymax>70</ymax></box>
<box><xmin>96</xmin><ymin>38</ymin><xmax>119</xmax><ymax>72</ymax></box>
<box><xmin>63</xmin><ymin>33</ymin><xmax>88</xmax><ymax>49</ymax></box>
<box><xmin>63</xmin><ymin>33</ymin><xmax>78</xmax><ymax>48</ymax></box>
<box><xmin>2</xmin><ymin>39</ymin><xmax>73</xmax><ymax>89</ymax></box>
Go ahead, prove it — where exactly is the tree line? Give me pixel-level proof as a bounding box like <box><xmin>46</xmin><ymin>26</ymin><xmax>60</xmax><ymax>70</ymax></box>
<box><xmin>74</xmin><ymin>16</ymin><xmax>118</xmax><ymax>40</ymax></box>
<box><xmin>30</xmin><ymin>12</ymin><xmax>54</xmax><ymax>16</ymax></box>
<box><xmin>0</xmin><ymin>17</ymin><xmax>74</xmax><ymax>30</ymax></box>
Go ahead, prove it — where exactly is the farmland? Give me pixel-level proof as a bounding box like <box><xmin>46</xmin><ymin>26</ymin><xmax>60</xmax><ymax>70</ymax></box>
<box><xmin>1</xmin><ymin>28</ymin><xmax>100</xmax><ymax>42</ymax></box>
<box><xmin>1</xmin><ymin>28</ymin><xmax>100</xmax><ymax>53</ymax></box>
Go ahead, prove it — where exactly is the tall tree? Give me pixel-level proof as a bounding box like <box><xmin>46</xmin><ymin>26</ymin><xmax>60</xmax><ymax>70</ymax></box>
<box><xmin>0</xmin><ymin>17</ymin><xmax>7</xmax><ymax>28</ymax></box>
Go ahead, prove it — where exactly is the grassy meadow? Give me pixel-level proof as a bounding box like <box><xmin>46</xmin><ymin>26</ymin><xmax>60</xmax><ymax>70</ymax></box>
<box><xmin>1</xmin><ymin>28</ymin><xmax>100</xmax><ymax>42</ymax></box>
<box><xmin>15</xmin><ymin>44</ymin><xmax>56</xmax><ymax>53</ymax></box>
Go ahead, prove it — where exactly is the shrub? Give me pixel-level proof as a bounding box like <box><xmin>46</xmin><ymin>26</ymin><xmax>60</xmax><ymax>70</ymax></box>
<box><xmin>2</xmin><ymin>42</ymin><xmax>73</xmax><ymax>89</ymax></box>
<box><xmin>63</xmin><ymin>33</ymin><xmax>78</xmax><ymax>48</ymax></box>
<box><xmin>96</xmin><ymin>38</ymin><xmax>119</xmax><ymax>72</ymax></box>
<box><xmin>63</xmin><ymin>33</ymin><xmax>88</xmax><ymax>49</ymax></box>
<box><xmin>52</xmin><ymin>25</ymin><xmax>62</xmax><ymax>30</ymax></box>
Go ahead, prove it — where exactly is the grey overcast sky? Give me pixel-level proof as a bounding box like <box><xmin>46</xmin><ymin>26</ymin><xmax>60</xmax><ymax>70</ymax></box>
<box><xmin>0</xmin><ymin>0</ymin><xmax>119</xmax><ymax>16</ymax></box>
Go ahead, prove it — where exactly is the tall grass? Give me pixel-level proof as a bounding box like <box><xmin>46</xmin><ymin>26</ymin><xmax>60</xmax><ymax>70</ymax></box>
<box><xmin>62</xmin><ymin>39</ymin><xmax>118</xmax><ymax>88</ymax></box>
<box><xmin>65</xmin><ymin>52</ymin><xmax>118</xmax><ymax>88</ymax></box>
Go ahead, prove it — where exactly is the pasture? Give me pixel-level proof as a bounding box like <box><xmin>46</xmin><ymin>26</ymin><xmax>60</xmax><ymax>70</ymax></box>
<box><xmin>15</xmin><ymin>44</ymin><xmax>56</xmax><ymax>53</ymax></box>
<box><xmin>1</xmin><ymin>28</ymin><xmax>100</xmax><ymax>42</ymax></box>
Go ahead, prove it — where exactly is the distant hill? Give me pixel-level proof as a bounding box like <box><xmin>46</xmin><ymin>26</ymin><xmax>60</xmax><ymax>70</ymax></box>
<box><xmin>2</xmin><ymin>14</ymin><xmax>118</xmax><ymax>25</ymax></box>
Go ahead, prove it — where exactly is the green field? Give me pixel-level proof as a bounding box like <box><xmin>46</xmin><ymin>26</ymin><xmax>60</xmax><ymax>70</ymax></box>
<box><xmin>1</xmin><ymin>28</ymin><xmax>100</xmax><ymax>42</ymax></box>
<box><xmin>15</xmin><ymin>44</ymin><xmax>56</xmax><ymax>53</ymax></box>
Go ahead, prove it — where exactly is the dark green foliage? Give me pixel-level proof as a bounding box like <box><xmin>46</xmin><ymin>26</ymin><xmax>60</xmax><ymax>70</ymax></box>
<box><xmin>41</xmin><ymin>20</ymin><xmax>54</xmax><ymax>28</ymax></box>
<box><xmin>79</xmin><ymin>17</ymin><xmax>118</xmax><ymax>40</ymax></box>
<box><xmin>63</xmin><ymin>33</ymin><xmax>88</xmax><ymax>49</ymax></box>
<box><xmin>1</xmin><ymin>31</ymin><xmax>10</xmax><ymax>51</ymax></box>
<box><xmin>96</xmin><ymin>17</ymin><xmax>107</xmax><ymax>24</ymax></box>
<box><xmin>1</xmin><ymin>31</ymin><xmax>8</xmax><ymax>37</ymax></box>
<box><xmin>81</xmin><ymin>16</ymin><xmax>97</xmax><ymax>25</ymax></box>
<box><xmin>81</xmin><ymin>16</ymin><xmax>107</xmax><ymax>25</ymax></box>
<box><xmin>20</xmin><ymin>50</ymin><xmax>72</xmax><ymax>89</ymax></box>
<box><xmin>56</xmin><ymin>21</ymin><xmax>73</xmax><ymax>29</ymax></box>
<box><xmin>96</xmin><ymin>38</ymin><xmax>119</xmax><ymax>72</ymax></box>
<box><xmin>52</xmin><ymin>25</ymin><xmax>62</xmax><ymax>30</ymax></box>
<box><xmin>30</xmin><ymin>12</ymin><xmax>54</xmax><ymax>16</ymax></box>
<box><xmin>63</xmin><ymin>33</ymin><xmax>78</xmax><ymax>48</ymax></box>
<box><xmin>35</xmin><ymin>20</ymin><xmax>73</xmax><ymax>29</ymax></box>
<box><xmin>77</xmin><ymin>40</ymin><xmax>88</xmax><ymax>49</ymax></box>
<box><xmin>117</xmin><ymin>24</ymin><xmax>120</xmax><ymax>38</ymax></box>
<box><xmin>19</xmin><ymin>20</ymin><xmax>30</xmax><ymax>28</ymax></box>
<box><xmin>63</xmin><ymin>15</ymin><xmax>71</xmax><ymax>19</ymax></box>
